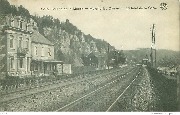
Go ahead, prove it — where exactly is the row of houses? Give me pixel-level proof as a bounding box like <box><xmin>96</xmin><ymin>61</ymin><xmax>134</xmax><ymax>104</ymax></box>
<box><xmin>157</xmin><ymin>66</ymin><xmax>178</xmax><ymax>76</ymax></box>
<box><xmin>0</xmin><ymin>15</ymin><xmax>111</xmax><ymax>79</ymax></box>
<box><xmin>0</xmin><ymin>15</ymin><xmax>63</xmax><ymax>79</ymax></box>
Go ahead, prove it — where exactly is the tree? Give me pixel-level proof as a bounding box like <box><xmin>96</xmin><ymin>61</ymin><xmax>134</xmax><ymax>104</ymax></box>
<box><xmin>0</xmin><ymin>0</ymin><xmax>11</xmax><ymax>14</ymax></box>
<box><xmin>17</xmin><ymin>5</ymin><xmax>31</xmax><ymax>18</ymax></box>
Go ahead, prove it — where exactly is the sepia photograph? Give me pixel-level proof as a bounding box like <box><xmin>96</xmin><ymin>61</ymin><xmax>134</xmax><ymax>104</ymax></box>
<box><xmin>0</xmin><ymin>0</ymin><xmax>179</xmax><ymax>113</ymax></box>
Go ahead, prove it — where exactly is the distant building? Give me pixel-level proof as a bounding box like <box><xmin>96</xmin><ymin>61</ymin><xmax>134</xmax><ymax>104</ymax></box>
<box><xmin>81</xmin><ymin>51</ymin><xmax>106</xmax><ymax>70</ymax></box>
<box><xmin>0</xmin><ymin>15</ymin><xmax>62</xmax><ymax>78</ymax></box>
<box><xmin>142</xmin><ymin>58</ymin><xmax>148</xmax><ymax>65</ymax></box>
<box><xmin>142</xmin><ymin>55</ymin><xmax>149</xmax><ymax>65</ymax></box>
<box><xmin>57</xmin><ymin>64</ymin><xmax>72</xmax><ymax>75</ymax></box>
<box><xmin>87</xmin><ymin>52</ymin><xmax>99</xmax><ymax>68</ymax></box>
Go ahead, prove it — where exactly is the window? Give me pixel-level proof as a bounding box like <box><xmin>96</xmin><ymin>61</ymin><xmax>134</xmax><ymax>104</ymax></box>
<box><xmin>41</xmin><ymin>47</ymin><xmax>44</xmax><ymax>56</ymax></box>
<box><xmin>50</xmin><ymin>64</ymin><xmax>52</xmax><ymax>71</ymax></box>
<box><xmin>34</xmin><ymin>63</ymin><xmax>38</xmax><ymax>71</ymax></box>
<box><xmin>27</xmin><ymin>58</ymin><xmax>29</xmax><ymax>71</ymax></box>
<box><xmin>19</xmin><ymin>58</ymin><xmax>23</xmax><ymax>68</ymax></box>
<box><xmin>26</xmin><ymin>24</ymin><xmax>28</xmax><ymax>31</ymax></box>
<box><xmin>11</xmin><ymin>20</ymin><xmax>14</xmax><ymax>27</ymax></box>
<box><xmin>19</xmin><ymin>37</ymin><xmax>22</xmax><ymax>48</ymax></box>
<box><xmin>20</xmin><ymin>21</ymin><xmax>23</xmax><ymax>29</ymax></box>
<box><xmin>10</xmin><ymin>57</ymin><xmax>14</xmax><ymax>69</ymax></box>
<box><xmin>35</xmin><ymin>46</ymin><xmax>38</xmax><ymax>55</ymax></box>
<box><xmin>10</xmin><ymin>39</ymin><xmax>13</xmax><ymax>48</ymax></box>
<box><xmin>26</xmin><ymin>41</ymin><xmax>28</xmax><ymax>48</ymax></box>
<box><xmin>47</xmin><ymin>64</ymin><xmax>49</xmax><ymax>71</ymax></box>
<box><xmin>25</xmin><ymin>38</ymin><xmax>29</xmax><ymax>49</ymax></box>
<box><xmin>49</xmin><ymin>64</ymin><xmax>51</xmax><ymax>71</ymax></box>
<box><xmin>48</xmin><ymin>48</ymin><xmax>51</xmax><ymax>56</ymax></box>
<box><xmin>10</xmin><ymin>35</ymin><xmax>14</xmax><ymax>48</ymax></box>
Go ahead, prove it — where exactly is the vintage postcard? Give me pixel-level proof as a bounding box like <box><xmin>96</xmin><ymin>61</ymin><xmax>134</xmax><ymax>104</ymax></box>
<box><xmin>0</xmin><ymin>0</ymin><xmax>179</xmax><ymax>113</ymax></box>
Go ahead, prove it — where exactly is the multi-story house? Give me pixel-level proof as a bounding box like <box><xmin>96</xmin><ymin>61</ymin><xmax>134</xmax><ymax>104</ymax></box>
<box><xmin>0</xmin><ymin>15</ymin><xmax>33</xmax><ymax>78</ymax></box>
<box><xmin>0</xmin><ymin>15</ymin><xmax>62</xmax><ymax>78</ymax></box>
<box><xmin>30</xmin><ymin>28</ymin><xmax>62</xmax><ymax>76</ymax></box>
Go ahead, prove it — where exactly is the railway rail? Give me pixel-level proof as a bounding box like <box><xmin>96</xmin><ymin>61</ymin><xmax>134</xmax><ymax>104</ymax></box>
<box><xmin>106</xmin><ymin>71</ymin><xmax>140</xmax><ymax>111</ymax></box>
<box><xmin>0</xmin><ymin>69</ymin><xmax>112</xmax><ymax>95</ymax></box>
<box><xmin>0</xmin><ymin>68</ymin><xmax>115</xmax><ymax>95</ymax></box>
<box><xmin>55</xmin><ymin>67</ymin><xmax>141</xmax><ymax>111</ymax></box>
<box><xmin>0</xmin><ymin>66</ymin><xmax>134</xmax><ymax>105</ymax></box>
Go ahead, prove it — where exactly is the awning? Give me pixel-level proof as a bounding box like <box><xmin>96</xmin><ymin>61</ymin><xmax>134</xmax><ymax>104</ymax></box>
<box><xmin>32</xmin><ymin>59</ymin><xmax>63</xmax><ymax>64</ymax></box>
<box><xmin>43</xmin><ymin>60</ymin><xmax>63</xmax><ymax>64</ymax></box>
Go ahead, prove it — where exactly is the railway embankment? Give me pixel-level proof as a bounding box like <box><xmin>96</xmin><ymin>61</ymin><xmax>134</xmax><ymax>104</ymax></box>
<box><xmin>147</xmin><ymin>67</ymin><xmax>177</xmax><ymax>111</ymax></box>
<box><xmin>108</xmin><ymin>67</ymin><xmax>157</xmax><ymax>111</ymax></box>
<box><xmin>109</xmin><ymin>66</ymin><xmax>177</xmax><ymax>112</ymax></box>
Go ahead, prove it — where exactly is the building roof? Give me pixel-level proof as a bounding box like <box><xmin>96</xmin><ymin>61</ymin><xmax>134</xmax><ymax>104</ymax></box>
<box><xmin>88</xmin><ymin>51</ymin><xmax>106</xmax><ymax>58</ymax></box>
<box><xmin>31</xmin><ymin>30</ymin><xmax>54</xmax><ymax>45</ymax></box>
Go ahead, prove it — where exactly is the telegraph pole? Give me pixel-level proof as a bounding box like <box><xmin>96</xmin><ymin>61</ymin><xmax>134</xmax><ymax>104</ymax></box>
<box><xmin>150</xmin><ymin>47</ymin><xmax>153</xmax><ymax>67</ymax></box>
<box><xmin>150</xmin><ymin>24</ymin><xmax>156</xmax><ymax>68</ymax></box>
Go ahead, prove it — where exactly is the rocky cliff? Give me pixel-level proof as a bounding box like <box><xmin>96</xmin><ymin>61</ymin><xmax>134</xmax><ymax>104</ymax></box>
<box><xmin>33</xmin><ymin>16</ymin><xmax>115</xmax><ymax>67</ymax></box>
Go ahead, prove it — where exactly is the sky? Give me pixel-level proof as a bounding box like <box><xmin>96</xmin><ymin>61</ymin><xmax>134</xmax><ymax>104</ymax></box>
<box><xmin>8</xmin><ymin>0</ymin><xmax>179</xmax><ymax>51</ymax></box>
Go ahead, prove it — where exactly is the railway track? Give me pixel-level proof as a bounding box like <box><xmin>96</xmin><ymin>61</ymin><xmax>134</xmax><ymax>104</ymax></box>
<box><xmin>106</xmin><ymin>71</ymin><xmax>140</xmax><ymax>112</ymax></box>
<box><xmin>0</xmin><ymin>66</ymin><xmax>134</xmax><ymax>105</ymax></box>
<box><xmin>55</xmin><ymin>67</ymin><xmax>141</xmax><ymax>112</ymax></box>
<box><xmin>0</xmin><ymin>69</ymin><xmax>110</xmax><ymax>96</ymax></box>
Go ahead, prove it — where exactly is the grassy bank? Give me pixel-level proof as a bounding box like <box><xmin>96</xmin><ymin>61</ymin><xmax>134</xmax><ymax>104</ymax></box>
<box><xmin>147</xmin><ymin>67</ymin><xmax>177</xmax><ymax>111</ymax></box>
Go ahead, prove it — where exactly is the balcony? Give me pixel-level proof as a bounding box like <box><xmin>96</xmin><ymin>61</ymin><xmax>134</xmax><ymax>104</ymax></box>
<box><xmin>17</xmin><ymin>47</ymin><xmax>28</xmax><ymax>56</ymax></box>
